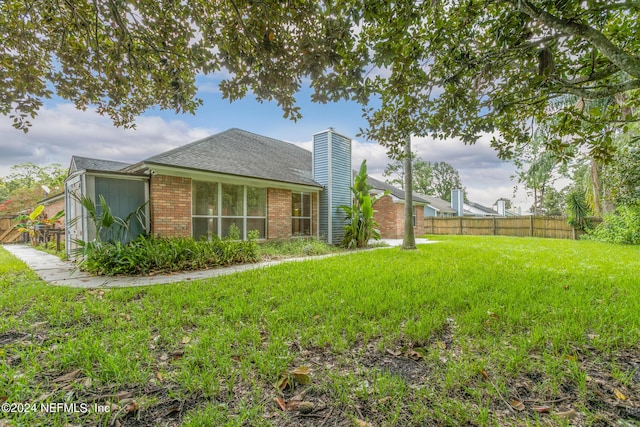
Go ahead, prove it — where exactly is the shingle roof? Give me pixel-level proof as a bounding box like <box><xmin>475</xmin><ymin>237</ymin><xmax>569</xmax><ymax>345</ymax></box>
<box><xmin>466</xmin><ymin>201</ymin><xmax>498</xmax><ymax>215</ymax></box>
<box><xmin>70</xmin><ymin>156</ymin><xmax>131</xmax><ymax>173</ymax></box>
<box><xmin>419</xmin><ymin>194</ymin><xmax>456</xmax><ymax>214</ymax></box>
<box><xmin>367</xmin><ymin>176</ymin><xmax>428</xmax><ymax>204</ymax></box>
<box><xmin>142</xmin><ymin>128</ymin><xmax>321</xmax><ymax>187</ymax></box>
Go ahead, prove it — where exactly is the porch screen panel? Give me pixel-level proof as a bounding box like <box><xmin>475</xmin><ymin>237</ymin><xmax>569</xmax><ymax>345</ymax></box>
<box><xmin>94</xmin><ymin>177</ymin><xmax>147</xmax><ymax>243</ymax></box>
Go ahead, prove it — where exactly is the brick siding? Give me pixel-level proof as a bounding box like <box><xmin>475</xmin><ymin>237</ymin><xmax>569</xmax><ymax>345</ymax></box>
<box><xmin>267</xmin><ymin>188</ymin><xmax>291</xmax><ymax>239</ymax></box>
<box><xmin>150</xmin><ymin>175</ymin><xmax>192</xmax><ymax>237</ymax></box>
<box><xmin>373</xmin><ymin>195</ymin><xmax>425</xmax><ymax>239</ymax></box>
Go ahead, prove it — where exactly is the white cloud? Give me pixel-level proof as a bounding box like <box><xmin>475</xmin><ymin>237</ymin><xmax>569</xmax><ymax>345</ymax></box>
<box><xmin>0</xmin><ymin>104</ymin><xmax>214</xmax><ymax>175</ymax></box>
<box><xmin>1</xmin><ymin>103</ymin><xmax>532</xmax><ymax>208</ymax></box>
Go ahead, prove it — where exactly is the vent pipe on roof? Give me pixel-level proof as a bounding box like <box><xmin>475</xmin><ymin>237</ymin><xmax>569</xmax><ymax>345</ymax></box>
<box><xmin>497</xmin><ymin>199</ymin><xmax>506</xmax><ymax>216</ymax></box>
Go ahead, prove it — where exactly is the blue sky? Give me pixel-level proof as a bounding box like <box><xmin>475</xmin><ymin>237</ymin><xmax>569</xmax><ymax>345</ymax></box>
<box><xmin>0</xmin><ymin>78</ymin><xmax>527</xmax><ymax>208</ymax></box>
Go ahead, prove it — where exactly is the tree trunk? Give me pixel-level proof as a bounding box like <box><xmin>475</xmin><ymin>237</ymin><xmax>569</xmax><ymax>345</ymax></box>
<box><xmin>403</xmin><ymin>135</ymin><xmax>416</xmax><ymax>249</ymax></box>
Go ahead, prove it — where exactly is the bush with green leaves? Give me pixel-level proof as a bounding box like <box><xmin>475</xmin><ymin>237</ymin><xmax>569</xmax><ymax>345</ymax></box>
<box><xmin>587</xmin><ymin>204</ymin><xmax>640</xmax><ymax>245</ymax></box>
<box><xmin>82</xmin><ymin>234</ymin><xmax>260</xmax><ymax>276</ymax></box>
<box><xmin>339</xmin><ymin>160</ymin><xmax>389</xmax><ymax>249</ymax></box>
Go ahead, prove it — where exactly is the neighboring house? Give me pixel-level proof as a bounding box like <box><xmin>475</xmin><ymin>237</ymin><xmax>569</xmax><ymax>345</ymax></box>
<box><xmin>420</xmin><ymin>195</ymin><xmax>456</xmax><ymax>218</ymax></box>
<box><xmin>38</xmin><ymin>192</ymin><xmax>65</xmax><ymax>227</ymax></box>
<box><xmin>450</xmin><ymin>189</ymin><xmax>519</xmax><ymax>217</ymax></box>
<box><xmin>367</xmin><ymin>176</ymin><xmax>427</xmax><ymax>239</ymax></box>
<box><xmin>65</xmin><ymin>128</ymin><xmax>356</xmax><ymax>256</ymax></box>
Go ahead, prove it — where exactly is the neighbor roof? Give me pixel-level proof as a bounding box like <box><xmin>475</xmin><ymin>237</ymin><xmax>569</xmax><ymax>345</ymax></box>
<box><xmin>367</xmin><ymin>176</ymin><xmax>428</xmax><ymax>204</ymax></box>
<box><xmin>140</xmin><ymin>128</ymin><xmax>321</xmax><ymax>187</ymax></box>
<box><xmin>466</xmin><ymin>201</ymin><xmax>498</xmax><ymax>215</ymax></box>
<box><xmin>419</xmin><ymin>194</ymin><xmax>456</xmax><ymax>214</ymax></box>
<box><xmin>70</xmin><ymin>156</ymin><xmax>131</xmax><ymax>174</ymax></box>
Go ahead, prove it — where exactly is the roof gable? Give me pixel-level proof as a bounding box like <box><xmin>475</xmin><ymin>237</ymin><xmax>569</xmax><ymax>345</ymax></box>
<box><xmin>367</xmin><ymin>175</ymin><xmax>428</xmax><ymax>204</ymax></box>
<box><xmin>419</xmin><ymin>194</ymin><xmax>456</xmax><ymax>213</ymax></box>
<box><xmin>142</xmin><ymin>128</ymin><xmax>320</xmax><ymax>187</ymax></box>
<box><xmin>70</xmin><ymin>156</ymin><xmax>131</xmax><ymax>174</ymax></box>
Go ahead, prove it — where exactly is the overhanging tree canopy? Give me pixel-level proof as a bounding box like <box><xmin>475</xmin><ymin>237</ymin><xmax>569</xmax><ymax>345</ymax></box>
<box><xmin>3</xmin><ymin>1</ymin><xmax>638</xmax><ymax>158</ymax></box>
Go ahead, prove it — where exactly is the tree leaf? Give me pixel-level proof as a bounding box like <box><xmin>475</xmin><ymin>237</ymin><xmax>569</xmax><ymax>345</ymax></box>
<box><xmin>510</xmin><ymin>399</ymin><xmax>525</xmax><ymax>411</ymax></box>
<box><xmin>556</xmin><ymin>408</ymin><xmax>577</xmax><ymax>419</ymax></box>
<box><xmin>274</xmin><ymin>373</ymin><xmax>289</xmax><ymax>391</ymax></box>
<box><xmin>291</xmin><ymin>366</ymin><xmax>311</xmax><ymax>385</ymax></box>
<box><xmin>275</xmin><ymin>397</ymin><xmax>286</xmax><ymax>411</ymax></box>
<box><xmin>614</xmin><ymin>388</ymin><xmax>627</xmax><ymax>401</ymax></box>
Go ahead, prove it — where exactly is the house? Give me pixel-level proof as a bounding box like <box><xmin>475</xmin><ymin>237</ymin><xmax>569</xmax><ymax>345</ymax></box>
<box><xmin>367</xmin><ymin>176</ymin><xmax>427</xmax><ymax>239</ymax></box>
<box><xmin>450</xmin><ymin>189</ymin><xmax>519</xmax><ymax>217</ymax></box>
<box><xmin>65</xmin><ymin>128</ymin><xmax>359</xmax><ymax>255</ymax></box>
<box><xmin>420</xmin><ymin>195</ymin><xmax>456</xmax><ymax>217</ymax></box>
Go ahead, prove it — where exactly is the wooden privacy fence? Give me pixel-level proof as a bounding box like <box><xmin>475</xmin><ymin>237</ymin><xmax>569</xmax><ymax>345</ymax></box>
<box><xmin>0</xmin><ymin>215</ymin><xmax>22</xmax><ymax>244</ymax></box>
<box><xmin>424</xmin><ymin>216</ymin><xmax>597</xmax><ymax>240</ymax></box>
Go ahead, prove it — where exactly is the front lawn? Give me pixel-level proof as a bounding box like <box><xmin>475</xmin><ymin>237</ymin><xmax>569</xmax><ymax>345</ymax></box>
<box><xmin>1</xmin><ymin>236</ymin><xmax>639</xmax><ymax>426</ymax></box>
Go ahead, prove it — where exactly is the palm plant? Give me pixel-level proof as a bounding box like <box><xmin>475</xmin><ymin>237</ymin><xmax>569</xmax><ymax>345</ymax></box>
<box><xmin>339</xmin><ymin>160</ymin><xmax>389</xmax><ymax>249</ymax></box>
<box><xmin>69</xmin><ymin>192</ymin><xmax>148</xmax><ymax>261</ymax></box>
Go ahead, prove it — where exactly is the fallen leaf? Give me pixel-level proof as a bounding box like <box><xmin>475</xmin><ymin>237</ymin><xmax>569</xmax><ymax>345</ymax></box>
<box><xmin>487</xmin><ymin>310</ymin><xmax>499</xmax><ymax>319</ymax></box>
<box><xmin>355</xmin><ymin>419</ymin><xmax>373</xmax><ymax>427</ymax></box>
<box><xmin>124</xmin><ymin>400</ymin><xmax>139</xmax><ymax>414</ymax></box>
<box><xmin>291</xmin><ymin>366</ymin><xmax>311</xmax><ymax>385</ymax></box>
<box><xmin>479</xmin><ymin>369</ymin><xmax>489</xmax><ymax>380</ymax></box>
<box><xmin>53</xmin><ymin>369</ymin><xmax>82</xmax><ymax>383</ymax></box>
<box><xmin>614</xmin><ymin>388</ymin><xmax>627</xmax><ymax>401</ymax></box>
<box><xmin>279</xmin><ymin>399</ymin><xmax>297</xmax><ymax>410</ymax></box>
<box><xmin>510</xmin><ymin>399</ymin><xmax>525</xmax><ymax>411</ymax></box>
<box><xmin>556</xmin><ymin>408</ymin><xmax>577</xmax><ymax>419</ymax></box>
<box><xmin>156</xmin><ymin>372</ymin><xmax>163</xmax><ymax>382</ymax></box>
<box><xmin>313</xmin><ymin>315</ymin><xmax>321</xmax><ymax>320</ymax></box>
<box><xmin>386</xmin><ymin>348</ymin><xmax>401</xmax><ymax>357</ymax></box>
<box><xmin>405</xmin><ymin>349</ymin><xmax>423</xmax><ymax>360</ymax></box>
<box><xmin>275</xmin><ymin>373</ymin><xmax>289</xmax><ymax>391</ymax></box>
<box><xmin>275</xmin><ymin>397</ymin><xmax>286</xmax><ymax>411</ymax></box>
<box><xmin>533</xmin><ymin>405</ymin><xmax>551</xmax><ymax>413</ymax></box>
<box><xmin>436</xmin><ymin>341</ymin><xmax>447</xmax><ymax>350</ymax></box>
<box><xmin>181</xmin><ymin>336</ymin><xmax>191</xmax><ymax>344</ymax></box>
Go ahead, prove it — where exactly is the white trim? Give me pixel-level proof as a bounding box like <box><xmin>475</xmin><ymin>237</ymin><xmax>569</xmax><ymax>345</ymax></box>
<box><xmin>147</xmin><ymin>164</ymin><xmax>321</xmax><ymax>192</ymax></box>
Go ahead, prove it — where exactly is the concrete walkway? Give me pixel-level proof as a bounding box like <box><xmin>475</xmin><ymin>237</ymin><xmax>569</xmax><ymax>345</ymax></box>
<box><xmin>2</xmin><ymin>238</ymin><xmax>434</xmax><ymax>289</ymax></box>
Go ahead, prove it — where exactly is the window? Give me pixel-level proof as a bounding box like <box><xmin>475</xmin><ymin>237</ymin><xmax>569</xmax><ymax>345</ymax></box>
<box><xmin>192</xmin><ymin>182</ymin><xmax>266</xmax><ymax>240</ymax></box>
<box><xmin>192</xmin><ymin>181</ymin><xmax>218</xmax><ymax>240</ymax></box>
<box><xmin>292</xmin><ymin>192</ymin><xmax>312</xmax><ymax>236</ymax></box>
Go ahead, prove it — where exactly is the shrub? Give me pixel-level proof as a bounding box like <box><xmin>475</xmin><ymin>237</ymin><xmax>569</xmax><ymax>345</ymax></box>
<box><xmin>587</xmin><ymin>204</ymin><xmax>640</xmax><ymax>245</ymax></box>
<box><xmin>82</xmin><ymin>234</ymin><xmax>260</xmax><ymax>276</ymax></box>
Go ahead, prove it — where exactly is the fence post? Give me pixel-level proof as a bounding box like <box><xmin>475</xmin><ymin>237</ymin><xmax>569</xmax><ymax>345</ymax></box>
<box><xmin>431</xmin><ymin>217</ymin><xmax>434</xmax><ymax>234</ymax></box>
<box><xmin>529</xmin><ymin>216</ymin><xmax>534</xmax><ymax>237</ymax></box>
<box><xmin>460</xmin><ymin>217</ymin><xmax>463</xmax><ymax>235</ymax></box>
<box><xmin>493</xmin><ymin>217</ymin><xmax>496</xmax><ymax>235</ymax></box>
<box><xmin>572</xmin><ymin>226</ymin><xmax>576</xmax><ymax>240</ymax></box>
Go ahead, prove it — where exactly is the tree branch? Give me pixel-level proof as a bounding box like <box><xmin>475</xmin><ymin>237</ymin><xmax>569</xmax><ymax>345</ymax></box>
<box><xmin>566</xmin><ymin>64</ymin><xmax>621</xmax><ymax>85</ymax></box>
<box><xmin>553</xmin><ymin>78</ymin><xmax>640</xmax><ymax>99</ymax></box>
<box><xmin>512</xmin><ymin>0</ymin><xmax>640</xmax><ymax>78</ymax></box>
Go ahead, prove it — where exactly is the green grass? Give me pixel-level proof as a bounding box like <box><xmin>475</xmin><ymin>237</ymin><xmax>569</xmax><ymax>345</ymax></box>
<box><xmin>257</xmin><ymin>237</ymin><xmax>342</xmax><ymax>259</ymax></box>
<box><xmin>1</xmin><ymin>236</ymin><xmax>639</xmax><ymax>426</ymax></box>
